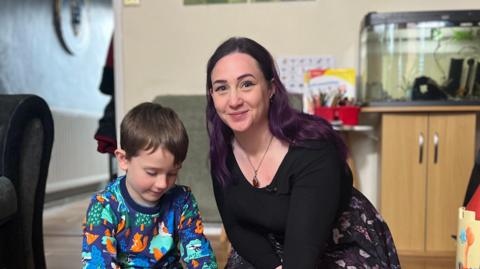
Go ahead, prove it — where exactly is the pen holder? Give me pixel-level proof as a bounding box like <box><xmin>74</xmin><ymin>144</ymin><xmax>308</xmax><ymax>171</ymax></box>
<box><xmin>457</xmin><ymin>207</ymin><xmax>480</xmax><ymax>269</ymax></box>
<box><xmin>314</xmin><ymin>107</ymin><xmax>337</xmax><ymax>122</ymax></box>
<box><xmin>337</xmin><ymin>106</ymin><xmax>360</xmax><ymax>125</ymax></box>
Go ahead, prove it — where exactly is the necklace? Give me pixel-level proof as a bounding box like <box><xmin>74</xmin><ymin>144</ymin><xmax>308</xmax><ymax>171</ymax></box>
<box><xmin>237</xmin><ymin>135</ymin><xmax>274</xmax><ymax>188</ymax></box>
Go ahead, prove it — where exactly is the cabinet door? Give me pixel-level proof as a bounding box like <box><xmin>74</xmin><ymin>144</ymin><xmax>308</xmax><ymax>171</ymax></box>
<box><xmin>426</xmin><ymin>113</ymin><xmax>476</xmax><ymax>252</ymax></box>
<box><xmin>381</xmin><ymin>114</ymin><xmax>429</xmax><ymax>252</ymax></box>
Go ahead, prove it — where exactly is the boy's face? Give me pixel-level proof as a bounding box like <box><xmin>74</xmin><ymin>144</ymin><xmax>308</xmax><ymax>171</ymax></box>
<box><xmin>115</xmin><ymin>146</ymin><xmax>181</xmax><ymax>207</ymax></box>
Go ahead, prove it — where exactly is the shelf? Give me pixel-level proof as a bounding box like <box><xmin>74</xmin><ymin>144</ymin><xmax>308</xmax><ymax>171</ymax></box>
<box><xmin>333</xmin><ymin>125</ymin><xmax>373</xmax><ymax>132</ymax></box>
<box><xmin>398</xmin><ymin>250</ymin><xmax>455</xmax><ymax>258</ymax></box>
<box><xmin>361</xmin><ymin>106</ymin><xmax>480</xmax><ymax>113</ymax></box>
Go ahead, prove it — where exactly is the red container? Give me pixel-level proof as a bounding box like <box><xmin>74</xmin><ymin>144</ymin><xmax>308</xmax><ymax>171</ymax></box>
<box><xmin>466</xmin><ymin>186</ymin><xmax>480</xmax><ymax>220</ymax></box>
<box><xmin>337</xmin><ymin>106</ymin><xmax>360</xmax><ymax>125</ymax></box>
<box><xmin>314</xmin><ymin>107</ymin><xmax>336</xmax><ymax>122</ymax></box>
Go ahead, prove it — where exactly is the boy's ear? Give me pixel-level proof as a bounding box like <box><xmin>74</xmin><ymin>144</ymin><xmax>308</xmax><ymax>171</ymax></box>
<box><xmin>115</xmin><ymin>148</ymin><xmax>129</xmax><ymax>171</ymax></box>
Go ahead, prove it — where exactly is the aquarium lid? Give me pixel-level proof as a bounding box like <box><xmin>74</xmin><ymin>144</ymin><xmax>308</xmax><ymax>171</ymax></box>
<box><xmin>361</xmin><ymin>10</ymin><xmax>480</xmax><ymax>30</ymax></box>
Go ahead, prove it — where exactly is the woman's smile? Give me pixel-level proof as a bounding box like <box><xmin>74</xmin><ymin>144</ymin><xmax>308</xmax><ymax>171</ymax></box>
<box><xmin>228</xmin><ymin>110</ymin><xmax>249</xmax><ymax>121</ymax></box>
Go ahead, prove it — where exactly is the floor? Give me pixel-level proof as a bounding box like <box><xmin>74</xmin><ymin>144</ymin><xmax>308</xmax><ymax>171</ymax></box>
<box><xmin>43</xmin><ymin>195</ymin><xmax>229</xmax><ymax>268</ymax></box>
<box><xmin>43</xmin><ymin>195</ymin><xmax>455</xmax><ymax>269</ymax></box>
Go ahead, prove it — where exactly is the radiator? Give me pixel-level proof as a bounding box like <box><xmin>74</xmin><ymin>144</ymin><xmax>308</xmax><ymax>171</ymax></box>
<box><xmin>46</xmin><ymin>109</ymin><xmax>110</xmax><ymax>194</ymax></box>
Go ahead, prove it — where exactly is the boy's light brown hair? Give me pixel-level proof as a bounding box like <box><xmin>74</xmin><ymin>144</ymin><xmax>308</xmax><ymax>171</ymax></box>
<box><xmin>120</xmin><ymin>102</ymin><xmax>188</xmax><ymax>165</ymax></box>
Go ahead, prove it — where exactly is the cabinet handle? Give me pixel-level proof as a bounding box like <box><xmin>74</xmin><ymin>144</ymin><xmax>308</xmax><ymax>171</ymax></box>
<box><xmin>418</xmin><ymin>132</ymin><xmax>424</xmax><ymax>164</ymax></box>
<box><xmin>433</xmin><ymin>132</ymin><xmax>439</xmax><ymax>164</ymax></box>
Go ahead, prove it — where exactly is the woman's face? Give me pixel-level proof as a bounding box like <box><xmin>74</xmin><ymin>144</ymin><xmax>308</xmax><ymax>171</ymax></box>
<box><xmin>210</xmin><ymin>52</ymin><xmax>274</xmax><ymax>134</ymax></box>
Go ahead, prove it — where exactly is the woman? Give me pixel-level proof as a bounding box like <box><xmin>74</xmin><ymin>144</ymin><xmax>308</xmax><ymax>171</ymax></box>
<box><xmin>206</xmin><ymin>37</ymin><xmax>400</xmax><ymax>269</ymax></box>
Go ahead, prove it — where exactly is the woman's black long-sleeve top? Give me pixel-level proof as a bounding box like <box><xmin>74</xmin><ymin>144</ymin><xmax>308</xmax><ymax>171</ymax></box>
<box><xmin>212</xmin><ymin>140</ymin><xmax>353</xmax><ymax>269</ymax></box>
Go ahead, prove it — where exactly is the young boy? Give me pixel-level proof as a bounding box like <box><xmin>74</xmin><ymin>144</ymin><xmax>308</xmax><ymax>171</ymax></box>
<box><xmin>82</xmin><ymin>102</ymin><xmax>218</xmax><ymax>268</ymax></box>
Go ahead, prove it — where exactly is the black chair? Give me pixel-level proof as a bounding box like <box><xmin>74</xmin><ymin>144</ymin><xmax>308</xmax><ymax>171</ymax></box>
<box><xmin>0</xmin><ymin>94</ymin><xmax>54</xmax><ymax>269</ymax></box>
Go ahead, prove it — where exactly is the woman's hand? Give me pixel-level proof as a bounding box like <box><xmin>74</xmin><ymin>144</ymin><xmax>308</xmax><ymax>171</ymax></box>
<box><xmin>274</xmin><ymin>266</ymin><xmax>282</xmax><ymax>269</ymax></box>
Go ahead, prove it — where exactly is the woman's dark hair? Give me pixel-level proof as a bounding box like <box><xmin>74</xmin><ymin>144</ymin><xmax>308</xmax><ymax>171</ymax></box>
<box><xmin>206</xmin><ymin>37</ymin><xmax>348</xmax><ymax>186</ymax></box>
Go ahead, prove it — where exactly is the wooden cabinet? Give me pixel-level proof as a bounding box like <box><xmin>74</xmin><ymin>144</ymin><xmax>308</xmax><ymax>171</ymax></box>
<box><xmin>380</xmin><ymin>112</ymin><xmax>476</xmax><ymax>256</ymax></box>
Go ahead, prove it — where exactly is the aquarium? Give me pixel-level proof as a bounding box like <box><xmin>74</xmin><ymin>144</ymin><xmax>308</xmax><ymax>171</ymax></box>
<box><xmin>358</xmin><ymin>10</ymin><xmax>480</xmax><ymax>105</ymax></box>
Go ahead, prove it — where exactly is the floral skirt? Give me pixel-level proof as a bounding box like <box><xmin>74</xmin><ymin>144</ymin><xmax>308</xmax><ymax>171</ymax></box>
<box><xmin>225</xmin><ymin>188</ymin><xmax>401</xmax><ymax>269</ymax></box>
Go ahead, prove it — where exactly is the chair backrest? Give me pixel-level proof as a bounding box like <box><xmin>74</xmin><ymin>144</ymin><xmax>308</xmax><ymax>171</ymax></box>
<box><xmin>153</xmin><ymin>95</ymin><xmax>219</xmax><ymax>221</ymax></box>
<box><xmin>0</xmin><ymin>94</ymin><xmax>54</xmax><ymax>269</ymax></box>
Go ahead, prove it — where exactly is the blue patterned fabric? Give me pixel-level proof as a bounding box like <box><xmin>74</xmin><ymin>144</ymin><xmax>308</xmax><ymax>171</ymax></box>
<box><xmin>82</xmin><ymin>176</ymin><xmax>217</xmax><ymax>269</ymax></box>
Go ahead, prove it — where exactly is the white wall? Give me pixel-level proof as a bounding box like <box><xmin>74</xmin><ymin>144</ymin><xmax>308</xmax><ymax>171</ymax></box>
<box><xmin>117</xmin><ymin>0</ymin><xmax>479</xmax><ymax>110</ymax></box>
<box><xmin>0</xmin><ymin>0</ymin><xmax>113</xmax><ymax>114</ymax></box>
<box><xmin>115</xmin><ymin>1</ymin><xmax>479</xmax><ymax>207</ymax></box>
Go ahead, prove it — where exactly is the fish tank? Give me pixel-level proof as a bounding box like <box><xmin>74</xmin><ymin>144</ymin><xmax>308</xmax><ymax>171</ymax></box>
<box><xmin>358</xmin><ymin>10</ymin><xmax>480</xmax><ymax>106</ymax></box>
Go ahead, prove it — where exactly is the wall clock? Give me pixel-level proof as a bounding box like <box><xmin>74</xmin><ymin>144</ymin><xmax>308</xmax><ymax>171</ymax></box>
<box><xmin>54</xmin><ymin>0</ymin><xmax>90</xmax><ymax>55</ymax></box>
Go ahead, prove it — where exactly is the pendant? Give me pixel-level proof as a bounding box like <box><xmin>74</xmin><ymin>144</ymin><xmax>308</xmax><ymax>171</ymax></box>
<box><xmin>252</xmin><ymin>175</ymin><xmax>260</xmax><ymax>188</ymax></box>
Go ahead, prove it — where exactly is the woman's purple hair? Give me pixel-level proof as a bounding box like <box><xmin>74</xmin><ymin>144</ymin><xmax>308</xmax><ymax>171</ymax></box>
<box><xmin>206</xmin><ymin>37</ymin><xmax>348</xmax><ymax>186</ymax></box>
